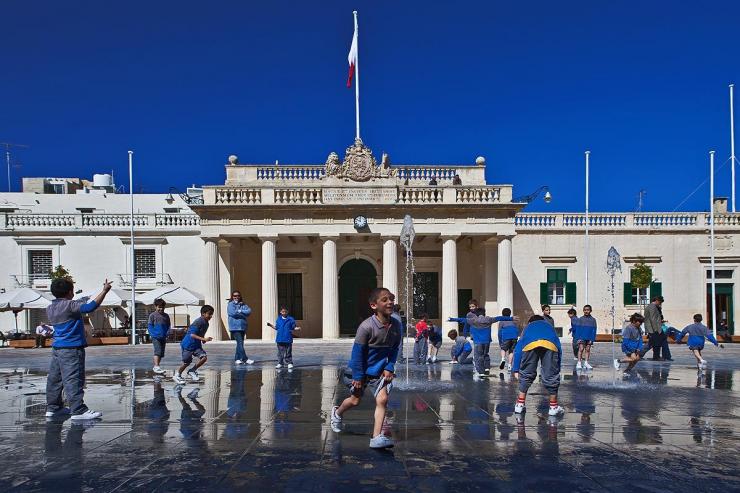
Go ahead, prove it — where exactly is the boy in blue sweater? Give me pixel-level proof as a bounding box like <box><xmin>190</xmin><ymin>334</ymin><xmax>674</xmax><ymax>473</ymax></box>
<box><xmin>447</xmin><ymin>329</ymin><xmax>472</xmax><ymax>364</ymax></box>
<box><xmin>267</xmin><ymin>306</ymin><xmax>300</xmax><ymax>369</ymax></box>
<box><xmin>567</xmin><ymin>308</ymin><xmax>579</xmax><ymax>361</ymax></box>
<box><xmin>46</xmin><ymin>278</ymin><xmax>112</xmax><ymax>421</ymax></box>
<box><xmin>148</xmin><ymin>298</ymin><xmax>170</xmax><ymax>375</ymax></box>
<box><xmin>576</xmin><ymin>305</ymin><xmax>597</xmax><ymax>370</ymax></box>
<box><xmin>614</xmin><ymin>313</ymin><xmax>644</xmax><ymax>375</ymax></box>
<box><xmin>676</xmin><ymin>314</ymin><xmax>720</xmax><ymax>369</ymax></box>
<box><xmin>330</xmin><ymin>287</ymin><xmax>401</xmax><ymax>449</ymax></box>
<box><xmin>173</xmin><ymin>305</ymin><xmax>214</xmax><ymax>384</ymax></box>
<box><xmin>512</xmin><ymin>315</ymin><xmax>565</xmax><ymax>417</ymax></box>
<box><xmin>465</xmin><ymin>299</ymin><xmax>514</xmax><ymax>378</ymax></box>
<box><xmin>497</xmin><ymin>308</ymin><xmax>519</xmax><ymax>371</ymax></box>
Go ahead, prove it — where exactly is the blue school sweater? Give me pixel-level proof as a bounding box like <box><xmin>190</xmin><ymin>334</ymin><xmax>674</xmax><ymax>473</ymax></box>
<box><xmin>46</xmin><ymin>297</ymin><xmax>99</xmax><ymax>348</ymax></box>
<box><xmin>147</xmin><ymin>311</ymin><xmax>171</xmax><ymax>339</ymax></box>
<box><xmin>511</xmin><ymin>320</ymin><xmax>562</xmax><ymax>372</ymax></box>
<box><xmin>498</xmin><ymin>320</ymin><xmax>519</xmax><ymax>342</ymax></box>
<box><xmin>181</xmin><ymin>317</ymin><xmax>209</xmax><ymax>351</ymax></box>
<box><xmin>466</xmin><ymin>313</ymin><xmax>514</xmax><ymax>344</ymax></box>
<box><xmin>451</xmin><ymin>336</ymin><xmax>472</xmax><ymax>358</ymax></box>
<box><xmin>621</xmin><ymin>324</ymin><xmax>643</xmax><ymax>354</ymax></box>
<box><xmin>574</xmin><ymin>315</ymin><xmax>597</xmax><ymax>342</ymax></box>
<box><xmin>677</xmin><ymin>323</ymin><xmax>718</xmax><ymax>348</ymax></box>
<box><xmin>273</xmin><ymin>315</ymin><xmax>296</xmax><ymax>343</ymax></box>
<box><xmin>348</xmin><ymin>315</ymin><xmax>402</xmax><ymax>380</ymax></box>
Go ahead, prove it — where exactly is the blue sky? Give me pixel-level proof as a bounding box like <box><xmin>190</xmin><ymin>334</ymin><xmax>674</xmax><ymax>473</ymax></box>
<box><xmin>1</xmin><ymin>1</ymin><xmax>739</xmax><ymax>212</ymax></box>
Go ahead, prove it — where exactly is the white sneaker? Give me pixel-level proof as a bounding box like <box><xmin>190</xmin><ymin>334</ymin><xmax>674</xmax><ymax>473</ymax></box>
<box><xmin>514</xmin><ymin>402</ymin><xmax>525</xmax><ymax>414</ymax></box>
<box><xmin>187</xmin><ymin>369</ymin><xmax>200</xmax><ymax>381</ymax></box>
<box><xmin>576</xmin><ymin>361</ymin><xmax>582</xmax><ymax>370</ymax></box>
<box><xmin>45</xmin><ymin>408</ymin><xmax>70</xmax><ymax>417</ymax></box>
<box><xmin>548</xmin><ymin>405</ymin><xmax>565</xmax><ymax>417</ymax></box>
<box><xmin>276</xmin><ymin>364</ymin><xmax>283</xmax><ymax>369</ymax></box>
<box><xmin>573</xmin><ymin>357</ymin><xmax>578</xmax><ymax>361</ymax></box>
<box><xmin>245</xmin><ymin>359</ymin><xmax>255</xmax><ymax>365</ymax></box>
<box><xmin>700</xmin><ymin>360</ymin><xmax>707</xmax><ymax>369</ymax></box>
<box><xmin>369</xmin><ymin>434</ymin><xmax>394</xmax><ymax>449</ymax></box>
<box><xmin>71</xmin><ymin>409</ymin><xmax>102</xmax><ymax>420</ymax></box>
<box><xmin>432</xmin><ymin>356</ymin><xmax>437</xmax><ymax>363</ymax></box>
<box><xmin>613</xmin><ymin>359</ymin><xmax>620</xmax><ymax>370</ymax></box>
<box><xmin>153</xmin><ymin>366</ymin><xmax>165</xmax><ymax>374</ymax></box>
<box><xmin>449</xmin><ymin>360</ymin><xmax>458</xmax><ymax>364</ymax></box>
<box><xmin>235</xmin><ymin>359</ymin><xmax>244</xmax><ymax>365</ymax></box>
<box><xmin>506</xmin><ymin>363</ymin><xmax>512</xmax><ymax>372</ymax></box>
<box><xmin>173</xmin><ymin>373</ymin><xmax>186</xmax><ymax>384</ymax></box>
<box><xmin>473</xmin><ymin>373</ymin><xmax>481</xmax><ymax>381</ymax></box>
<box><xmin>584</xmin><ymin>362</ymin><xmax>593</xmax><ymax>370</ymax></box>
<box><xmin>622</xmin><ymin>371</ymin><xmax>631</xmax><ymax>378</ymax></box>
<box><xmin>287</xmin><ymin>363</ymin><xmax>294</xmax><ymax>369</ymax></box>
<box><xmin>330</xmin><ymin>406</ymin><xmax>342</xmax><ymax>432</ymax></box>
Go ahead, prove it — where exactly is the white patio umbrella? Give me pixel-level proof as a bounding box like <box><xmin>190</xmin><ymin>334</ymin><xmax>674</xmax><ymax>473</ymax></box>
<box><xmin>75</xmin><ymin>288</ymin><xmax>132</xmax><ymax>307</ymax></box>
<box><xmin>137</xmin><ymin>285</ymin><xmax>205</xmax><ymax>306</ymax></box>
<box><xmin>0</xmin><ymin>287</ymin><xmax>53</xmax><ymax>333</ymax></box>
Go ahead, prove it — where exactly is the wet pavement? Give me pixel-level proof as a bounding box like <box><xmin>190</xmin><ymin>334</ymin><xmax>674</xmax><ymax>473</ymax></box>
<box><xmin>0</xmin><ymin>341</ymin><xmax>738</xmax><ymax>492</ymax></box>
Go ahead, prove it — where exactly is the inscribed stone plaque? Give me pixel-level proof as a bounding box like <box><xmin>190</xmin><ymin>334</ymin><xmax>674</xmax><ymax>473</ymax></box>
<box><xmin>323</xmin><ymin>188</ymin><xmax>397</xmax><ymax>204</ymax></box>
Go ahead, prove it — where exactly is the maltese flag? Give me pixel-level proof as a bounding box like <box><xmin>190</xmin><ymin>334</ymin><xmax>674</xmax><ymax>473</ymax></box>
<box><xmin>346</xmin><ymin>20</ymin><xmax>358</xmax><ymax>88</ymax></box>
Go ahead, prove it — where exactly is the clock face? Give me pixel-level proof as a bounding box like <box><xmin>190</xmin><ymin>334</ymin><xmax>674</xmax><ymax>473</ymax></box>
<box><xmin>354</xmin><ymin>215</ymin><xmax>368</xmax><ymax>229</ymax></box>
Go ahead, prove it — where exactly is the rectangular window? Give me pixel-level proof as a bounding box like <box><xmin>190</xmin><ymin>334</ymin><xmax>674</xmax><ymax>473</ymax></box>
<box><xmin>28</xmin><ymin>250</ymin><xmax>53</xmax><ymax>280</ymax></box>
<box><xmin>413</xmin><ymin>272</ymin><xmax>439</xmax><ymax>319</ymax></box>
<box><xmin>134</xmin><ymin>249</ymin><xmax>156</xmax><ymax>279</ymax></box>
<box><xmin>278</xmin><ymin>273</ymin><xmax>303</xmax><ymax>319</ymax></box>
<box><xmin>546</xmin><ymin>269</ymin><xmax>567</xmax><ymax>305</ymax></box>
<box><xmin>631</xmin><ymin>285</ymin><xmax>649</xmax><ymax>305</ymax></box>
<box><xmin>707</xmin><ymin>269</ymin><xmax>733</xmax><ymax>279</ymax></box>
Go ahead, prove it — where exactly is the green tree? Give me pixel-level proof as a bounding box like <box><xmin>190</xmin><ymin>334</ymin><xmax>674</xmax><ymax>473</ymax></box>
<box><xmin>631</xmin><ymin>261</ymin><xmax>653</xmax><ymax>308</ymax></box>
<box><xmin>49</xmin><ymin>265</ymin><xmax>73</xmax><ymax>283</ymax></box>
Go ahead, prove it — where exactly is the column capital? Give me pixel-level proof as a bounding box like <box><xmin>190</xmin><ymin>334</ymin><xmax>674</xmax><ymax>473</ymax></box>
<box><xmin>258</xmin><ymin>234</ymin><xmax>279</xmax><ymax>242</ymax></box>
<box><xmin>380</xmin><ymin>235</ymin><xmax>398</xmax><ymax>241</ymax></box>
<box><xmin>320</xmin><ymin>234</ymin><xmax>341</xmax><ymax>242</ymax></box>
<box><xmin>201</xmin><ymin>236</ymin><xmax>220</xmax><ymax>244</ymax></box>
<box><xmin>440</xmin><ymin>234</ymin><xmax>459</xmax><ymax>241</ymax></box>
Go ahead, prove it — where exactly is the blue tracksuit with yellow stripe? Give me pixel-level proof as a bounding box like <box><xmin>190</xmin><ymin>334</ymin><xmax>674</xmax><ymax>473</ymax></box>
<box><xmin>512</xmin><ymin>320</ymin><xmax>562</xmax><ymax>394</ymax></box>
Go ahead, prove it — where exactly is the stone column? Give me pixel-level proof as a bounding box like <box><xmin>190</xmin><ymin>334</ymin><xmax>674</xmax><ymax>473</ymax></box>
<box><xmin>322</xmin><ymin>236</ymin><xmax>340</xmax><ymax>339</ymax></box>
<box><xmin>382</xmin><ymin>237</ymin><xmax>398</xmax><ymax>298</ymax></box>
<box><xmin>261</xmin><ymin>236</ymin><xmax>278</xmax><ymax>341</ymax></box>
<box><xmin>259</xmin><ymin>367</ymin><xmax>275</xmax><ymax>444</ymax></box>
<box><xmin>204</xmin><ymin>238</ymin><xmax>224</xmax><ymax>340</ymax></box>
<box><xmin>218</xmin><ymin>240</ymin><xmax>233</xmax><ymax>336</ymax></box>
<box><xmin>497</xmin><ymin>236</ymin><xmax>513</xmax><ymax>312</ymax></box>
<box><xmin>442</xmin><ymin>236</ymin><xmax>458</xmax><ymax>332</ymax></box>
<box><xmin>483</xmin><ymin>238</ymin><xmax>498</xmax><ymax>316</ymax></box>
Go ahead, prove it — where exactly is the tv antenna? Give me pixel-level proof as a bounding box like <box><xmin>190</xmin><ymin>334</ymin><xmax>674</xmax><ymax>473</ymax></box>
<box><xmin>0</xmin><ymin>142</ymin><xmax>30</xmax><ymax>192</ymax></box>
<box><xmin>636</xmin><ymin>189</ymin><xmax>647</xmax><ymax>212</ymax></box>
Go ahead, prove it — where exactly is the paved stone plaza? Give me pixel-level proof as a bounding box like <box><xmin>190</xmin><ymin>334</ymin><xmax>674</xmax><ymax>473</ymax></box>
<box><xmin>0</xmin><ymin>341</ymin><xmax>738</xmax><ymax>492</ymax></box>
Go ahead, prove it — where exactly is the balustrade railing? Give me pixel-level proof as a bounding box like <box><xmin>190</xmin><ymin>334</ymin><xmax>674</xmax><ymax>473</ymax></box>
<box><xmin>257</xmin><ymin>166</ymin><xmax>325</xmax><ymax>181</ymax></box>
<box><xmin>115</xmin><ymin>273</ymin><xmax>173</xmax><ymax>287</ymax></box>
<box><xmin>6</xmin><ymin>214</ymin><xmax>76</xmax><ymax>228</ymax></box>
<box><xmin>214</xmin><ymin>188</ymin><xmax>262</xmax><ymax>205</ymax></box>
<box><xmin>274</xmin><ymin>188</ymin><xmax>322</xmax><ymax>204</ymax></box>
<box><xmin>82</xmin><ymin>214</ymin><xmax>148</xmax><ymax>227</ymax></box>
<box><xmin>397</xmin><ymin>188</ymin><xmax>443</xmax><ymax>204</ymax></box>
<box><xmin>516</xmin><ymin>212</ymin><xmax>739</xmax><ymax>230</ymax></box>
<box><xmin>456</xmin><ymin>187</ymin><xmax>500</xmax><ymax>203</ymax></box>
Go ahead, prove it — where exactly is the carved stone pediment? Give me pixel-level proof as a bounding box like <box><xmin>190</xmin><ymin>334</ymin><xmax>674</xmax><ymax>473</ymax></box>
<box><xmin>324</xmin><ymin>138</ymin><xmax>396</xmax><ymax>182</ymax></box>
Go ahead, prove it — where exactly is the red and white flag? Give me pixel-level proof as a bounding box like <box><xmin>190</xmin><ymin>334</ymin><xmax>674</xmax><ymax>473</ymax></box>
<box><xmin>346</xmin><ymin>20</ymin><xmax>358</xmax><ymax>88</ymax></box>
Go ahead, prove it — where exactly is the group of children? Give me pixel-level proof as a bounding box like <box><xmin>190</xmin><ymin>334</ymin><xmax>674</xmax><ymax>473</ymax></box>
<box><xmin>42</xmin><ymin>277</ymin><xmax>724</xmax><ymax>454</ymax></box>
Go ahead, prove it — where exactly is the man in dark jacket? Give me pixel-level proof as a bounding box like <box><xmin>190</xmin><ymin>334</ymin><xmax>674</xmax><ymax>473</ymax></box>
<box><xmin>641</xmin><ymin>296</ymin><xmax>664</xmax><ymax>360</ymax></box>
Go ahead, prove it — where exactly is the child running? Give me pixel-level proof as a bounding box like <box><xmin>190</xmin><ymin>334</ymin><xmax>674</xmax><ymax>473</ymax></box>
<box><xmin>576</xmin><ymin>304</ymin><xmax>597</xmax><ymax>370</ymax></box>
<box><xmin>45</xmin><ymin>278</ymin><xmax>112</xmax><ymax>421</ymax></box>
<box><xmin>466</xmin><ymin>299</ymin><xmax>514</xmax><ymax>378</ymax></box>
<box><xmin>676</xmin><ymin>314</ymin><xmax>720</xmax><ymax>370</ymax></box>
<box><xmin>173</xmin><ymin>305</ymin><xmax>214</xmax><ymax>384</ymax></box>
<box><xmin>330</xmin><ymin>287</ymin><xmax>401</xmax><ymax>449</ymax></box>
<box><xmin>148</xmin><ymin>298</ymin><xmax>170</xmax><ymax>375</ymax></box>
<box><xmin>614</xmin><ymin>313</ymin><xmax>644</xmax><ymax>375</ymax></box>
<box><xmin>448</xmin><ymin>329</ymin><xmax>472</xmax><ymax>364</ymax></box>
<box><xmin>267</xmin><ymin>306</ymin><xmax>300</xmax><ymax>369</ymax></box>
<box><xmin>414</xmin><ymin>314</ymin><xmax>430</xmax><ymax>365</ymax></box>
<box><xmin>512</xmin><ymin>315</ymin><xmax>565</xmax><ymax>418</ymax></box>
<box><xmin>497</xmin><ymin>308</ymin><xmax>519</xmax><ymax>371</ymax></box>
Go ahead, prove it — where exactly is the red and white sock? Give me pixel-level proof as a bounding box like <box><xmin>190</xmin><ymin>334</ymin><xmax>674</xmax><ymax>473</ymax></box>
<box><xmin>549</xmin><ymin>398</ymin><xmax>559</xmax><ymax>409</ymax></box>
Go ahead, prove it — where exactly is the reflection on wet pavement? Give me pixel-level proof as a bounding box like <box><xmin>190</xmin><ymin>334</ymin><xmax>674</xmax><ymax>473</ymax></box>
<box><xmin>0</xmin><ymin>343</ymin><xmax>738</xmax><ymax>492</ymax></box>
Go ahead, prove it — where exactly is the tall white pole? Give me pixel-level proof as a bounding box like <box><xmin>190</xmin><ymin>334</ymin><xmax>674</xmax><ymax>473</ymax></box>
<box><xmin>353</xmin><ymin>11</ymin><xmax>360</xmax><ymax>141</ymax></box>
<box><xmin>710</xmin><ymin>151</ymin><xmax>717</xmax><ymax>339</ymax></box>
<box><xmin>585</xmin><ymin>150</ymin><xmax>590</xmax><ymax>305</ymax></box>
<box><xmin>730</xmin><ymin>84</ymin><xmax>736</xmax><ymax>213</ymax></box>
<box><xmin>6</xmin><ymin>150</ymin><xmax>11</xmax><ymax>192</ymax></box>
<box><xmin>129</xmin><ymin>150</ymin><xmax>137</xmax><ymax>345</ymax></box>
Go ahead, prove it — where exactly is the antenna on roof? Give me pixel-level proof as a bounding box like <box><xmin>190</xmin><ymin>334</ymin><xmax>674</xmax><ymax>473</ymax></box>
<box><xmin>0</xmin><ymin>142</ymin><xmax>30</xmax><ymax>192</ymax></box>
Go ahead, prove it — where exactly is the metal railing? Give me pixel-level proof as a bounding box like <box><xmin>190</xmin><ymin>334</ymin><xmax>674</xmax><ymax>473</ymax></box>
<box><xmin>115</xmin><ymin>273</ymin><xmax>173</xmax><ymax>287</ymax></box>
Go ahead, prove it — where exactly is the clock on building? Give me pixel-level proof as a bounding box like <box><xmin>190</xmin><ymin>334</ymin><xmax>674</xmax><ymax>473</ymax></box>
<box><xmin>354</xmin><ymin>215</ymin><xmax>368</xmax><ymax>229</ymax></box>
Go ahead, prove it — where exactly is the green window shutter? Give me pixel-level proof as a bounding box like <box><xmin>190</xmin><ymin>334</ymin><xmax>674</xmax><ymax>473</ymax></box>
<box><xmin>540</xmin><ymin>282</ymin><xmax>549</xmax><ymax>305</ymax></box>
<box><xmin>547</xmin><ymin>269</ymin><xmax>567</xmax><ymax>283</ymax></box>
<box><xmin>623</xmin><ymin>282</ymin><xmax>632</xmax><ymax>306</ymax></box>
<box><xmin>650</xmin><ymin>282</ymin><xmax>662</xmax><ymax>299</ymax></box>
<box><xmin>565</xmin><ymin>282</ymin><xmax>576</xmax><ymax>305</ymax></box>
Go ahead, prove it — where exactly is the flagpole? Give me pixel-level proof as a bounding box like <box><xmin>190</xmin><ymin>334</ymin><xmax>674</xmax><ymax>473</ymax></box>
<box><xmin>584</xmin><ymin>150</ymin><xmax>590</xmax><ymax>305</ymax></box>
<box><xmin>710</xmin><ymin>151</ymin><xmax>717</xmax><ymax>340</ymax></box>
<box><xmin>129</xmin><ymin>150</ymin><xmax>137</xmax><ymax>346</ymax></box>
<box><xmin>353</xmin><ymin>10</ymin><xmax>360</xmax><ymax>141</ymax></box>
<box><xmin>730</xmin><ymin>84</ymin><xmax>736</xmax><ymax>213</ymax></box>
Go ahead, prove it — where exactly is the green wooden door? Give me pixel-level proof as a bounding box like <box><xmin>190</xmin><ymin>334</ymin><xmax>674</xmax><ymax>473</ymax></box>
<box><xmin>338</xmin><ymin>259</ymin><xmax>378</xmax><ymax>336</ymax></box>
<box><xmin>706</xmin><ymin>283</ymin><xmax>734</xmax><ymax>333</ymax></box>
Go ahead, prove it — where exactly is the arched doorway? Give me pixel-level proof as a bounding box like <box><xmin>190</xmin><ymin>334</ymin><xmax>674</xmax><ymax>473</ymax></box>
<box><xmin>339</xmin><ymin>259</ymin><xmax>377</xmax><ymax>336</ymax></box>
